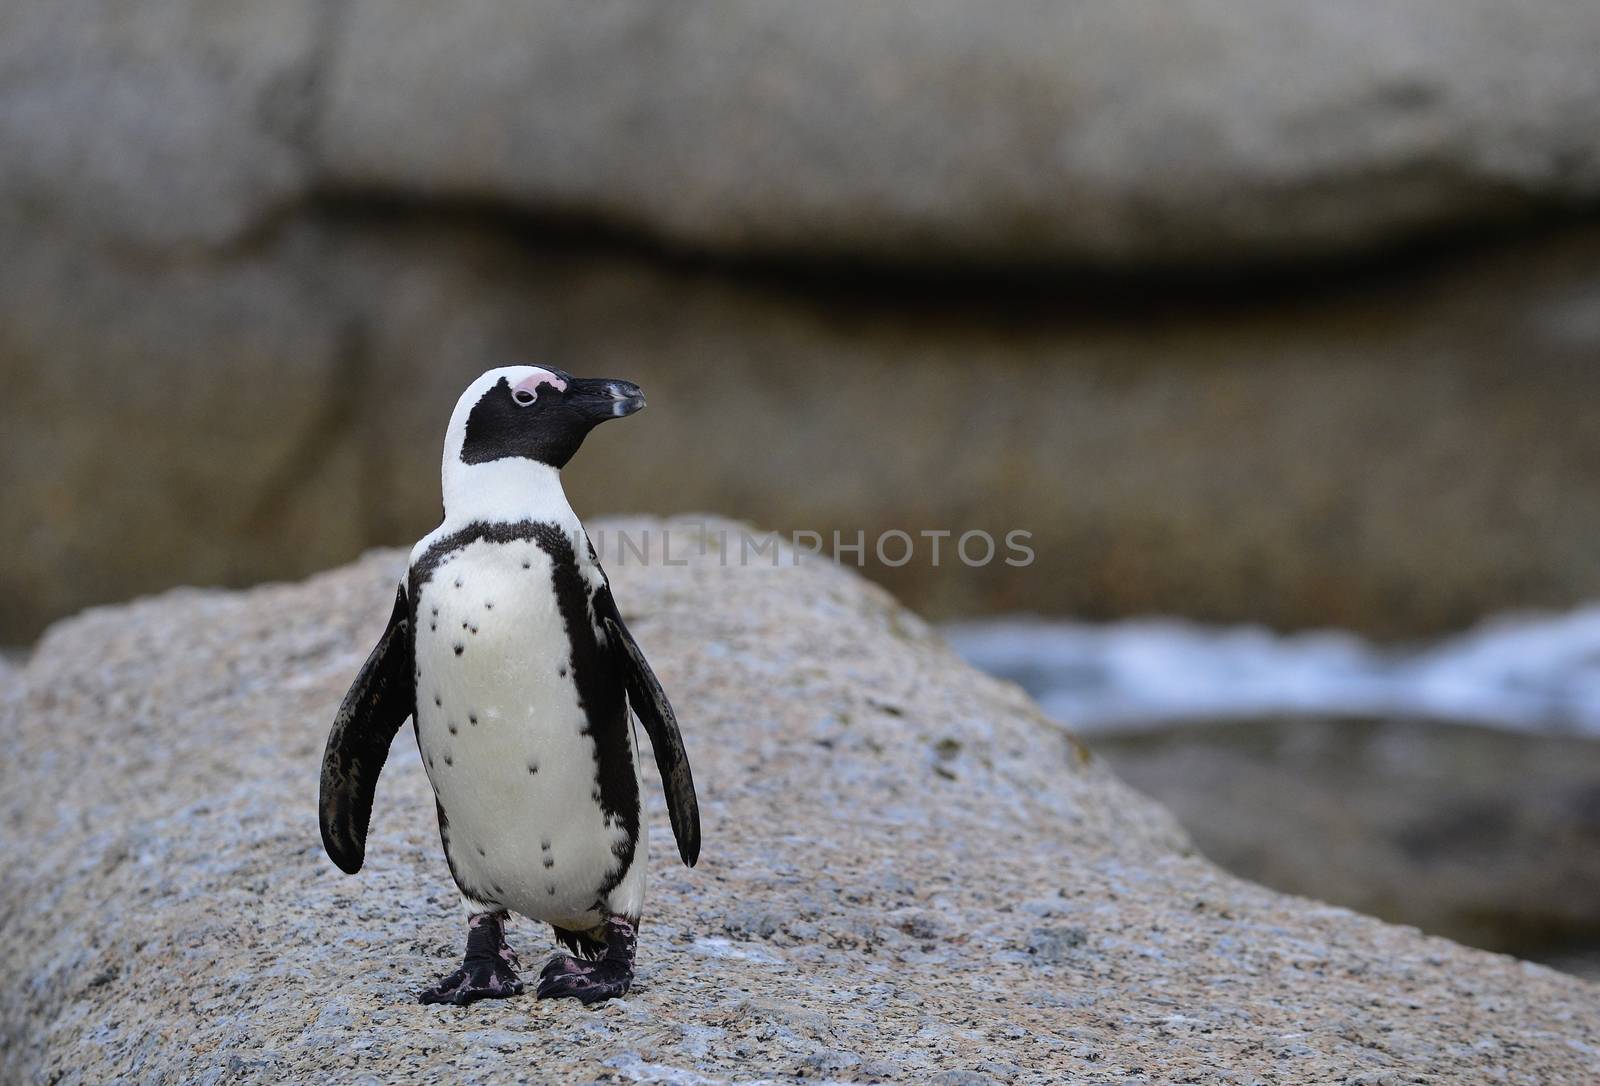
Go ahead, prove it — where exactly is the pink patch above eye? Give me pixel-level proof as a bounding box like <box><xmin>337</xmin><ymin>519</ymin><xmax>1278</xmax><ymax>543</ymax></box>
<box><xmin>512</xmin><ymin>369</ymin><xmax>568</xmax><ymax>403</ymax></box>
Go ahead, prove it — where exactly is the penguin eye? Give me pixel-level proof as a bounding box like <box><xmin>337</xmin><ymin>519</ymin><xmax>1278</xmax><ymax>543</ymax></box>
<box><xmin>512</xmin><ymin>389</ymin><xmax>536</xmax><ymax>407</ymax></box>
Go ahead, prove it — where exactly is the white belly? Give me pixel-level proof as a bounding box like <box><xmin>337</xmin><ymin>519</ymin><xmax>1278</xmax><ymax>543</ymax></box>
<box><xmin>412</xmin><ymin>535</ymin><xmax>643</xmax><ymax>927</ymax></box>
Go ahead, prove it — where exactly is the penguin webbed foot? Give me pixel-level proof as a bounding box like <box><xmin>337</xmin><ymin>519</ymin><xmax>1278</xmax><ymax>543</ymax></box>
<box><xmin>537</xmin><ymin>916</ymin><xmax>636</xmax><ymax>1005</ymax></box>
<box><xmin>418</xmin><ymin>910</ymin><xmax>525</xmax><ymax>1007</ymax></box>
<box><xmin>535</xmin><ymin>954</ymin><xmax>631</xmax><ymax>1004</ymax></box>
<box><xmin>418</xmin><ymin>958</ymin><xmax>524</xmax><ymax>1006</ymax></box>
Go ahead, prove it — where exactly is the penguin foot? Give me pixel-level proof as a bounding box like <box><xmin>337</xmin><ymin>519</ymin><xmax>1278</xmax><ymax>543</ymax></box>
<box><xmin>419</xmin><ymin>909</ymin><xmax>525</xmax><ymax>1007</ymax></box>
<box><xmin>536</xmin><ymin>916</ymin><xmax>636</xmax><ymax>1005</ymax></box>
<box><xmin>535</xmin><ymin>954</ymin><xmax>631</xmax><ymax>1004</ymax></box>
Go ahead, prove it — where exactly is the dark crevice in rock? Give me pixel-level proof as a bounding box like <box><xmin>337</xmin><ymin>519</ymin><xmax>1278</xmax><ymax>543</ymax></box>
<box><xmin>243</xmin><ymin>186</ymin><xmax>1600</xmax><ymax>322</ymax></box>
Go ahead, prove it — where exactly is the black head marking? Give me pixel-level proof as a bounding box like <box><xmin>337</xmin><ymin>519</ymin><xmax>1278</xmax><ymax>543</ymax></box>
<box><xmin>459</xmin><ymin>373</ymin><xmax>645</xmax><ymax>470</ymax></box>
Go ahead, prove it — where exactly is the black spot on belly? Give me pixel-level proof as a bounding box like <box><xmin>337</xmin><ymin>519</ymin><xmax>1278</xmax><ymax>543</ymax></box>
<box><xmin>469</xmin><ymin>712</ymin><xmax>478</xmax><ymax>725</ymax></box>
<box><xmin>443</xmin><ymin>752</ymin><xmax>453</xmax><ymax>766</ymax></box>
<box><xmin>454</xmin><ymin>576</ymin><xmax>463</xmax><ymax>588</ymax></box>
<box><xmin>454</xmin><ymin>644</ymin><xmax>464</xmax><ymax>656</ymax></box>
<box><xmin>542</xmin><ymin>855</ymin><xmax>555</xmax><ymax>869</ymax></box>
<box><xmin>558</xmin><ymin>666</ymin><xmax>568</xmax><ymax>678</ymax></box>
<box><xmin>527</xmin><ymin>760</ymin><xmax>539</xmax><ymax>774</ymax></box>
<box><xmin>522</xmin><ymin>560</ymin><xmax>530</xmax><ymax>569</ymax></box>
<box><xmin>434</xmin><ymin>694</ymin><xmax>442</xmax><ymax>707</ymax></box>
<box><xmin>540</xmin><ymin>838</ymin><xmax>551</xmax><ymax>852</ymax></box>
<box><xmin>476</xmin><ymin>845</ymin><xmax>486</xmax><ymax>857</ymax></box>
<box><xmin>448</xmin><ymin>722</ymin><xmax>458</xmax><ymax>735</ymax></box>
<box><xmin>485</xmin><ymin>601</ymin><xmax>494</xmax><ymax>609</ymax></box>
<box><xmin>547</xmin><ymin>886</ymin><xmax>556</xmax><ymax>896</ymax></box>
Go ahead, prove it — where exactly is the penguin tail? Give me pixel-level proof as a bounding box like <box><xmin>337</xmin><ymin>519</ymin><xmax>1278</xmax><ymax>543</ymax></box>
<box><xmin>551</xmin><ymin>924</ymin><xmax>608</xmax><ymax>961</ymax></box>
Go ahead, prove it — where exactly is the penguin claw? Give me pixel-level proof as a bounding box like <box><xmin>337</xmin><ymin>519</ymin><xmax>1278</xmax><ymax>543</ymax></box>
<box><xmin>418</xmin><ymin>959</ymin><xmax>525</xmax><ymax>1006</ymax></box>
<box><xmin>536</xmin><ymin>954</ymin><xmax>632</xmax><ymax>1005</ymax></box>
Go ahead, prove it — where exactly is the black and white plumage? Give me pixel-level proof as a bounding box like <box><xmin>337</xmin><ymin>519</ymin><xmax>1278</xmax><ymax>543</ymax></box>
<box><xmin>319</xmin><ymin>365</ymin><xmax>699</xmax><ymax>1006</ymax></box>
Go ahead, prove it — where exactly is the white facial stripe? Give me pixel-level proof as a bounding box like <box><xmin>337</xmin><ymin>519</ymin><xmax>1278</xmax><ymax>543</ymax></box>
<box><xmin>513</xmin><ymin>368</ymin><xmax>569</xmax><ymax>403</ymax></box>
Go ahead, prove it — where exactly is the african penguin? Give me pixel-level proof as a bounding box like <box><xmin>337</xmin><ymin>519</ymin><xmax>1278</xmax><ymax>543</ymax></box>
<box><xmin>319</xmin><ymin>365</ymin><xmax>700</xmax><ymax>1006</ymax></box>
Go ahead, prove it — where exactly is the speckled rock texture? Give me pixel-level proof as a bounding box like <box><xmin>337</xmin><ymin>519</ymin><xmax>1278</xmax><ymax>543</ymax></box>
<box><xmin>2</xmin><ymin>518</ymin><xmax>1598</xmax><ymax>1085</ymax></box>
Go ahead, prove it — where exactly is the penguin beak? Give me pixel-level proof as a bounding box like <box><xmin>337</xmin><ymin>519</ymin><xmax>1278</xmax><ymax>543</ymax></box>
<box><xmin>569</xmin><ymin>377</ymin><xmax>647</xmax><ymax>422</ymax></box>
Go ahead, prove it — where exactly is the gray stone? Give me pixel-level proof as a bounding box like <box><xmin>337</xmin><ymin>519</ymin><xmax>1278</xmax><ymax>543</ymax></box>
<box><xmin>0</xmin><ymin>0</ymin><xmax>319</xmax><ymax>248</ymax></box>
<box><xmin>1</xmin><ymin>519</ymin><xmax>1597</xmax><ymax>1084</ymax></box>
<box><xmin>1025</xmin><ymin>926</ymin><xmax>1089</xmax><ymax>965</ymax></box>
<box><xmin>10</xmin><ymin>2</ymin><xmax>1600</xmax><ymax>264</ymax></box>
<box><xmin>187</xmin><ymin>1</ymin><xmax>1600</xmax><ymax>265</ymax></box>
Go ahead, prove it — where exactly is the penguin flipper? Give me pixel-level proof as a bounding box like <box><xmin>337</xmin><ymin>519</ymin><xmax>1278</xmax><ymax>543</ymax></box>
<box><xmin>319</xmin><ymin>584</ymin><xmax>414</xmax><ymax>874</ymax></box>
<box><xmin>600</xmin><ymin>607</ymin><xmax>701</xmax><ymax>868</ymax></box>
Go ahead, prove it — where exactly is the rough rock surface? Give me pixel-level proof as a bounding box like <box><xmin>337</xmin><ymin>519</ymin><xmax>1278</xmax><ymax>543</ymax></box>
<box><xmin>2</xmin><ymin>517</ymin><xmax>1597</xmax><ymax>1084</ymax></box>
<box><xmin>1093</xmin><ymin>716</ymin><xmax>1600</xmax><ymax>961</ymax></box>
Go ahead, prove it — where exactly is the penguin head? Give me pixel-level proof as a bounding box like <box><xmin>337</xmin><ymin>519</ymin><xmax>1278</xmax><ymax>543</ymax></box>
<box><xmin>448</xmin><ymin>365</ymin><xmax>647</xmax><ymax>471</ymax></box>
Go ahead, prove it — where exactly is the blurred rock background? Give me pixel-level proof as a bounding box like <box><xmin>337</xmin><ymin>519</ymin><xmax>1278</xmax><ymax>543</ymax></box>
<box><xmin>3</xmin><ymin>1</ymin><xmax>1599</xmax><ymax>971</ymax></box>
